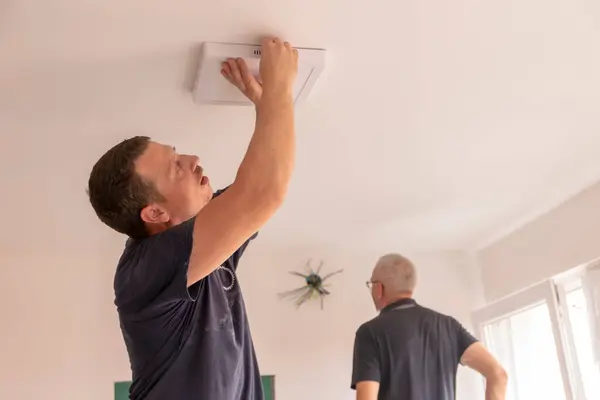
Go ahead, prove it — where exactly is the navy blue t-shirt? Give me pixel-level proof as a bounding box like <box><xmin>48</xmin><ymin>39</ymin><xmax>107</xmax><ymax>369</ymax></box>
<box><xmin>114</xmin><ymin>192</ymin><xmax>261</xmax><ymax>400</ymax></box>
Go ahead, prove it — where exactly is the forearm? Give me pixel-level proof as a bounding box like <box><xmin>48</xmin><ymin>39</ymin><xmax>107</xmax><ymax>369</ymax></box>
<box><xmin>484</xmin><ymin>374</ymin><xmax>508</xmax><ymax>400</ymax></box>
<box><xmin>461</xmin><ymin>342</ymin><xmax>508</xmax><ymax>400</ymax></box>
<box><xmin>234</xmin><ymin>87</ymin><xmax>295</xmax><ymax>199</ymax></box>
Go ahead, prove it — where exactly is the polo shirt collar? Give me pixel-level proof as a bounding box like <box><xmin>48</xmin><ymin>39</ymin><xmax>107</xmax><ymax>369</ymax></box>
<box><xmin>381</xmin><ymin>298</ymin><xmax>417</xmax><ymax>313</ymax></box>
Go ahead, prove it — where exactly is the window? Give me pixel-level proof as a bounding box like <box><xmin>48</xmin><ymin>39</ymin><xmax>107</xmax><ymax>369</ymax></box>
<box><xmin>472</xmin><ymin>281</ymin><xmax>572</xmax><ymax>400</ymax></box>
<box><xmin>473</xmin><ymin>264</ymin><xmax>600</xmax><ymax>400</ymax></box>
<box><xmin>556</xmin><ymin>272</ymin><xmax>600</xmax><ymax>400</ymax></box>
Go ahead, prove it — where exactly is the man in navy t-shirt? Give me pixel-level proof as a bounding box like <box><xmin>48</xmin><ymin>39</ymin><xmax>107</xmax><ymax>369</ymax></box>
<box><xmin>87</xmin><ymin>38</ymin><xmax>299</xmax><ymax>400</ymax></box>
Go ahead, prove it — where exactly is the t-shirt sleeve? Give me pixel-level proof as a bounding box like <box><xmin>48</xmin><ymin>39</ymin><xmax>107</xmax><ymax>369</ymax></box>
<box><xmin>351</xmin><ymin>325</ymin><xmax>381</xmax><ymax>390</ymax></box>
<box><xmin>228</xmin><ymin>231</ymin><xmax>258</xmax><ymax>271</ymax></box>
<box><xmin>452</xmin><ymin>318</ymin><xmax>479</xmax><ymax>364</ymax></box>
<box><xmin>212</xmin><ymin>187</ymin><xmax>230</xmax><ymax>198</ymax></box>
<box><xmin>131</xmin><ymin>217</ymin><xmax>199</xmax><ymax>308</ymax></box>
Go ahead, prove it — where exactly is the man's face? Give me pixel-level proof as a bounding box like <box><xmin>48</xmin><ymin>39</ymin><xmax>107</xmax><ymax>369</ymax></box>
<box><xmin>135</xmin><ymin>141</ymin><xmax>214</xmax><ymax>228</ymax></box>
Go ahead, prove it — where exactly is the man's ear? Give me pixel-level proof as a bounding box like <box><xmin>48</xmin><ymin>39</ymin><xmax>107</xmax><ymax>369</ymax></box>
<box><xmin>140</xmin><ymin>204</ymin><xmax>170</xmax><ymax>225</ymax></box>
<box><xmin>376</xmin><ymin>282</ymin><xmax>385</xmax><ymax>300</ymax></box>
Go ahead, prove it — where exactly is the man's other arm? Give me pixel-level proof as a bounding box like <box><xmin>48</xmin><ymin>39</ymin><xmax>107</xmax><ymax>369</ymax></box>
<box><xmin>186</xmin><ymin>38</ymin><xmax>298</xmax><ymax>286</ymax></box>
<box><xmin>355</xmin><ymin>382</ymin><xmax>379</xmax><ymax>400</ymax></box>
<box><xmin>461</xmin><ymin>342</ymin><xmax>508</xmax><ymax>400</ymax></box>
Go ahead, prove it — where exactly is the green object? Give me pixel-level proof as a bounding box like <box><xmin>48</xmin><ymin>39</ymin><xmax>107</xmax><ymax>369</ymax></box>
<box><xmin>261</xmin><ymin>375</ymin><xmax>275</xmax><ymax>400</ymax></box>
<box><xmin>114</xmin><ymin>381</ymin><xmax>130</xmax><ymax>400</ymax></box>
<box><xmin>114</xmin><ymin>375</ymin><xmax>275</xmax><ymax>400</ymax></box>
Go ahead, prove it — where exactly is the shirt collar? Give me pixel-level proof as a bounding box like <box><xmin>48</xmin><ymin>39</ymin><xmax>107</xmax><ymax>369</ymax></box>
<box><xmin>380</xmin><ymin>297</ymin><xmax>417</xmax><ymax>313</ymax></box>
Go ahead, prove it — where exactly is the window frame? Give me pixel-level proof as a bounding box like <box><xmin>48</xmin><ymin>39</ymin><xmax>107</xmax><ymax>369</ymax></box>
<box><xmin>471</xmin><ymin>279</ymin><xmax>575</xmax><ymax>400</ymax></box>
<box><xmin>555</xmin><ymin>278</ymin><xmax>585</xmax><ymax>400</ymax></box>
<box><xmin>554</xmin><ymin>261</ymin><xmax>600</xmax><ymax>400</ymax></box>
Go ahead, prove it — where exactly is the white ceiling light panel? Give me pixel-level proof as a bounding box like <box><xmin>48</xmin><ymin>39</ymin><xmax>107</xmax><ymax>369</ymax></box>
<box><xmin>193</xmin><ymin>42</ymin><xmax>326</xmax><ymax>105</ymax></box>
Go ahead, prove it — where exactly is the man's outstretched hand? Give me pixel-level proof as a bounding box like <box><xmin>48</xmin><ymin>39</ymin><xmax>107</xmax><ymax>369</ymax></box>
<box><xmin>258</xmin><ymin>38</ymin><xmax>298</xmax><ymax>96</ymax></box>
<box><xmin>221</xmin><ymin>58</ymin><xmax>263</xmax><ymax>105</ymax></box>
<box><xmin>221</xmin><ymin>38</ymin><xmax>298</xmax><ymax>106</ymax></box>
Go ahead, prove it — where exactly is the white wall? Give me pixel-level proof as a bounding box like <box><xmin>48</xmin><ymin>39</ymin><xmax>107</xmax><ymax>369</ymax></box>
<box><xmin>0</xmin><ymin>243</ymin><xmax>483</xmax><ymax>400</ymax></box>
<box><xmin>478</xmin><ymin>181</ymin><xmax>600</xmax><ymax>301</ymax></box>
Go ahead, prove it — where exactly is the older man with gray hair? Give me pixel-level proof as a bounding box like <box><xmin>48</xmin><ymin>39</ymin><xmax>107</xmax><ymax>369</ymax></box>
<box><xmin>351</xmin><ymin>254</ymin><xmax>507</xmax><ymax>400</ymax></box>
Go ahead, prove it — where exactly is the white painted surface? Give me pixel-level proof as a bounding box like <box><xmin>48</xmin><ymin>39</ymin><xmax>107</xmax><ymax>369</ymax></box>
<box><xmin>0</xmin><ymin>245</ymin><xmax>483</xmax><ymax>400</ymax></box>
<box><xmin>3</xmin><ymin>1</ymin><xmax>600</xmax><ymax>254</ymax></box>
<box><xmin>478</xmin><ymin>181</ymin><xmax>600</xmax><ymax>301</ymax></box>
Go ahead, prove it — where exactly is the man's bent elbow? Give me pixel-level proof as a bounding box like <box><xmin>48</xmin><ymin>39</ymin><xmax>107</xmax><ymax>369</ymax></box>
<box><xmin>488</xmin><ymin>365</ymin><xmax>508</xmax><ymax>385</ymax></box>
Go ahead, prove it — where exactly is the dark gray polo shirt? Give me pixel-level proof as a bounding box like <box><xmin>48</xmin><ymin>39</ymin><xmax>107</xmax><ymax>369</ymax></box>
<box><xmin>351</xmin><ymin>298</ymin><xmax>478</xmax><ymax>400</ymax></box>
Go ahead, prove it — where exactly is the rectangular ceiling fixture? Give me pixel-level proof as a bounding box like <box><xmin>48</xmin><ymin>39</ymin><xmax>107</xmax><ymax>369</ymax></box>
<box><xmin>193</xmin><ymin>42</ymin><xmax>326</xmax><ymax>105</ymax></box>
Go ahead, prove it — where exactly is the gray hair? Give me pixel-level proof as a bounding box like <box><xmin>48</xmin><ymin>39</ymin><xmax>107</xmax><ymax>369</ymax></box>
<box><xmin>373</xmin><ymin>253</ymin><xmax>417</xmax><ymax>295</ymax></box>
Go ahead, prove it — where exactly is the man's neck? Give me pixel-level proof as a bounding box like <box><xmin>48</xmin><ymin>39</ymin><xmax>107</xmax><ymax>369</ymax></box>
<box><xmin>145</xmin><ymin>214</ymin><xmax>192</xmax><ymax>236</ymax></box>
<box><xmin>146</xmin><ymin>222</ymin><xmax>170</xmax><ymax>236</ymax></box>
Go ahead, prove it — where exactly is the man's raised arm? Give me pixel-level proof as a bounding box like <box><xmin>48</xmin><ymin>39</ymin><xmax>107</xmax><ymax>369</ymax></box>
<box><xmin>186</xmin><ymin>38</ymin><xmax>298</xmax><ymax>286</ymax></box>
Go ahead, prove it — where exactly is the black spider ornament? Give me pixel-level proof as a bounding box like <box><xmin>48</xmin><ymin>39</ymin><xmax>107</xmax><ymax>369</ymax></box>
<box><xmin>277</xmin><ymin>259</ymin><xmax>343</xmax><ymax>310</ymax></box>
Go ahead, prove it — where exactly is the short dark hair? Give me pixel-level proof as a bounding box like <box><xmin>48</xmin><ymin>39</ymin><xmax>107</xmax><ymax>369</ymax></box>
<box><xmin>87</xmin><ymin>136</ymin><xmax>164</xmax><ymax>239</ymax></box>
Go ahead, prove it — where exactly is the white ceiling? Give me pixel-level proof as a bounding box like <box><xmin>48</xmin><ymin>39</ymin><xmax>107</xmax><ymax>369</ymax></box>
<box><xmin>3</xmin><ymin>0</ymin><xmax>600</xmax><ymax>255</ymax></box>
